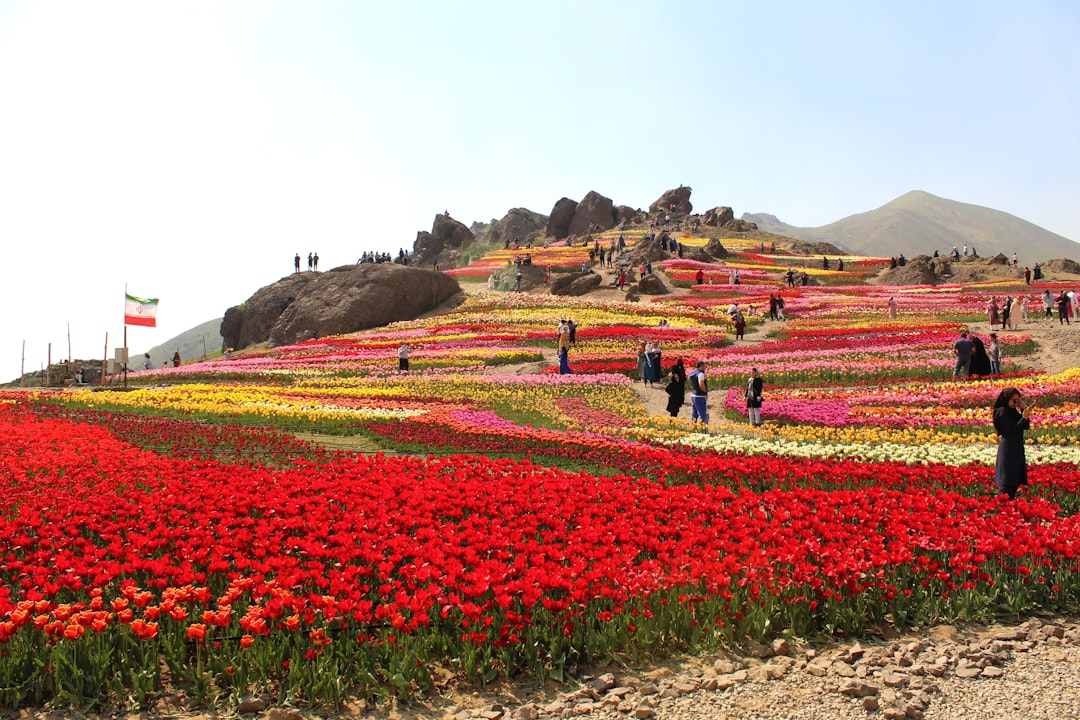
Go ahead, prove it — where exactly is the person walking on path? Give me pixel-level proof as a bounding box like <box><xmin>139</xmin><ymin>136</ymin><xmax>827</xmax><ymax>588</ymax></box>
<box><xmin>953</xmin><ymin>331</ymin><xmax>973</xmax><ymax>378</ymax></box>
<box><xmin>688</xmin><ymin>361</ymin><xmax>709</xmax><ymax>428</ymax></box>
<box><xmin>746</xmin><ymin>367</ymin><xmax>764</xmax><ymax>426</ymax></box>
<box><xmin>1043</xmin><ymin>289</ymin><xmax>1055</xmax><ymax>319</ymax></box>
<box><xmin>992</xmin><ymin>387</ymin><xmax>1034</xmax><ymax>500</ymax></box>
<box><xmin>665</xmin><ymin>359</ymin><xmax>687</xmax><ymax>418</ymax></box>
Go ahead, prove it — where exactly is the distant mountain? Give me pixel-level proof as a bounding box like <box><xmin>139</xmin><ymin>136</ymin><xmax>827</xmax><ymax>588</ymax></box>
<box><xmin>140</xmin><ymin>318</ymin><xmax>223</xmax><ymax>369</ymax></box>
<box><xmin>743</xmin><ymin>191</ymin><xmax>1080</xmax><ymax>263</ymax></box>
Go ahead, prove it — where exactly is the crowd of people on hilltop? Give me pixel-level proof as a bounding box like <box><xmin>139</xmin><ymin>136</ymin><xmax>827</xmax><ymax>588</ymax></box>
<box><xmin>358</xmin><ymin>248</ymin><xmax>411</xmax><ymax>265</ymax></box>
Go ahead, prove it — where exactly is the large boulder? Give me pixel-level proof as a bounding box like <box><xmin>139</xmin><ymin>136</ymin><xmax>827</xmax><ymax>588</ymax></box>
<box><xmin>702</xmin><ymin>206</ymin><xmax>734</xmax><ymax>227</ymax></box>
<box><xmin>550</xmin><ymin>271</ymin><xmax>603</xmax><ymax>296</ymax></box>
<box><xmin>412</xmin><ymin>214</ymin><xmax>475</xmax><ymax>268</ymax></box>
<box><xmin>489</xmin><ymin>208</ymin><xmax>547</xmax><ymax>246</ymax></box>
<box><xmin>222</xmin><ymin>264</ymin><xmax>461</xmax><ymax>350</ymax></box>
<box><xmin>567</xmin><ymin>191</ymin><xmax>616</xmax><ymax>237</ymax></box>
<box><xmin>614</xmin><ymin>205</ymin><xmax>639</xmax><ymax>226</ymax></box>
<box><xmin>704</xmin><ymin>238</ymin><xmax>730</xmax><ymax>259</ymax></box>
<box><xmin>636</xmin><ymin>274</ymin><xmax>670</xmax><ymax>295</ymax></box>
<box><xmin>220</xmin><ymin>273</ymin><xmax>315</xmax><ymax>351</ymax></box>
<box><xmin>649</xmin><ymin>187</ymin><xmax>693</xmax><ymax>215</ymax></box>
<box><xmin>547</xmin><ymin>197</ymin><xmax>578</xmax><ymax>239</ymax></box>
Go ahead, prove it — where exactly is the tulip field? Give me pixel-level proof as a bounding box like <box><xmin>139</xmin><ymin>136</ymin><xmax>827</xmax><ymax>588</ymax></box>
<box><xmin>3</xmin><ymin>232</ymin><xmax>1080</xmax><ymax>710</ymax></box>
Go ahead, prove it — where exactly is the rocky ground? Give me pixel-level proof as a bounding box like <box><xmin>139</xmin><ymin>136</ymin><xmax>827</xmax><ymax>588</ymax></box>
<box><xmin>71</xmin><ymin>616</ymin><xmax>1076</xmax><ymax>720</ymax></box>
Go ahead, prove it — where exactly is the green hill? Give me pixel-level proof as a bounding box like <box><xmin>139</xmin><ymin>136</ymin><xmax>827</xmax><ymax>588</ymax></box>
<box><xmin>140</xmin><ymin>317</ymin><xmax>223</xmax><ymax>369</ymax></box>
<box><xmin>744</xmin><ymin>190</ymin><xmax>1079</xmax><ymax>263</ymax></box>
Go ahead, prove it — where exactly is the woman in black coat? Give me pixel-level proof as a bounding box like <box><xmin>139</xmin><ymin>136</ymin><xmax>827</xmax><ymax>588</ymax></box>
<box><xmin>665</xmin><ymin>359</ymin><xmax>687</xmax><ymax>417</ymax></box>
<box><xmin>992</xmin><ymin>387</ymin><xmax>1034</xmax><ymax>500</ymax></box>
<box><xmin>970</xmin><ymin>335</ymin><xmax>992</xmax><ymax>377</ymax></box>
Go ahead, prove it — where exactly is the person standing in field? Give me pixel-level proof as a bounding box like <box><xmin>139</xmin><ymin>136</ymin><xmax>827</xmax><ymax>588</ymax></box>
<box><xmin>665</xmin><ymin>358</ymin><xmax>687</xmax><ymax>418</ymax></box>
<box><xmin>988</xmin><ymin>332</ymin><xmax>1002</xmax><ymax>375</ymax></box>
<box><xmin>887</xmin><ymin>296</ymin><xmax>898</xmax><ymax>319</ymax></box>
<box><xmin>746</xmin><ymin>367</ymin><xmax>764</xmax><ymax>426</ymax></box>
<box><xmin>398</xmin><ymin>343</ymin><xmax>411</xmax><ymax>372</ymax></box>
<box><xmin>688</xmin><ymin>361</ymin><xmax>709</xmax><ymax>428</ymax></box>
<box><xmin>992</xmin><ymin>387</ymin><xmax>1034</xmax><ymax>500</ymax></box>
<box><xmin>953</xmin><ymin>331</ymin><xmax>973</xmax><ymax>378</ymax></box>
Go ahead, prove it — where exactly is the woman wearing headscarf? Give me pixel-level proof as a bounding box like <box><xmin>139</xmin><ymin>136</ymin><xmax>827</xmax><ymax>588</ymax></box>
<box><xmin>665</xmin><ymin>359</ymin><xmax>687</xmax><ymax>418</ymax></box>
<box><xmin>746</xmin><ymin>368</ymin><xmax>764</xmax><ymax>427</ymax></box>
<box><xmin>992</xmin><ymin>388</ymin><xmax>1034</xmax><ymax>500</ymax></box>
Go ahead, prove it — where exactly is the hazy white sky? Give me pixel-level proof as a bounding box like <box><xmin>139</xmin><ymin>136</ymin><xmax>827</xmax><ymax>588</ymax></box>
<box><xmin>1</xmin><ymin>1</ymin><xmax>1078</xmax><ymax>378</ymax></box>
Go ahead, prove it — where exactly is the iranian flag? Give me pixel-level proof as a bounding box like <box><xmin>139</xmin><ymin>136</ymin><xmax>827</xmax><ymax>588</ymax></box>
<box><xmin>124</xmin><ymin>293</ymin><xmax>159</xmax><ymax>327</ymax></box>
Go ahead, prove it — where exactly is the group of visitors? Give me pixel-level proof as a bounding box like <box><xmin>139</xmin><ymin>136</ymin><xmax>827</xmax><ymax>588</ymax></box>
<box><xmin>359</xmin><ymin>249</ymin><xmax>410</xmax><ymax>265</ymax></box>
<box><xmin>294</xmin><ymin>252</ymin><xmax>320</xmax><ymax>273</ymax></box>
<box><xmin>952</xmin><ymin>330</ymin><xmax>1004</xmax><ymax>378</ymax></box>
<box><xmin>654</xmin><ymin>356</ymin><xmax>765</xmax><ymax>431</ymax></box>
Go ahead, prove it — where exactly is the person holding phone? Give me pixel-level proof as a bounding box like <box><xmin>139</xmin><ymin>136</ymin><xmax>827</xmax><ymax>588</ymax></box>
<box><xmin>992</xmin><ymin>388</ymin><xmax>1034</xmax><ymax>500</ymax></box>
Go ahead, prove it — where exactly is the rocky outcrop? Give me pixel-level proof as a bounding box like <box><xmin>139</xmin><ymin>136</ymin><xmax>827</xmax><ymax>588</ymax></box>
<box><xmin>220</xmin><ymin>273</ymin><xmax>315</xmax><ymax>351</ymax></box>
<box><xmin>221</xmin><ymin>265</ymin><xmax>461</xmax><ymax>350</ymax></box>
<box><xmin>614</xmin><ymin>205</ymin><xmax>639</xmax><ymax>226</ymax></box>
<box><xmin>1043</xmin><ymin>258</ymin><xmax>1080</xmax><ymax>274</ymax></box>
<box><xmin>550</xmin><ymin>271</ymin><xmax>603</xmax><ymax>297</ymax></box>
<box><xmin>412</xmin><ymin>214</ymin><xmax>475</xmax><ymax>268</ymax></box>
<box><xmin>702</xmin><ymin>207</ymin><xmax>734</xmax><ymax>227</ymax></box>
<box><xmin>636</xmin><ymin>274</ymin><xmax>670</xmax><ymax>295</ymax></box>
<box><xmin>704</xmin><ymin>239</ymin><xmax>729</xmax><ymax>259</ymax></box>
<box><xmin>547</xmin><ymin>198</ymin><xmax>579</xmax><ymax>239</ymax></box>
<box><xmin>649</xmin><ymin>187</ymin><xmax>693</xmax><ymax>215</ymax></box>
<box><xmin>567</xmin><ymin>191</ymin><xmax>616</xmax><ymax>237</ymax></box>
<box><xmin>874</xmin><ymin>255</ymin><xmax>940</xmax><ymax>286</ymax></box>
<box><xmin>488</xmin><ymin>208</ymin><xmax>548</xmax><ymax>247</ymax></box>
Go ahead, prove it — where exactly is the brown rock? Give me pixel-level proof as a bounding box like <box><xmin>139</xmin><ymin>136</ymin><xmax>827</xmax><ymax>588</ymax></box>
<box><xmin>649</xmin><ymin>187</ymin><xmax>693</xmax><ymax>216</ymax></box>
<box><xmin>260</xmin><ymin>264</ymin><xmax>461</xmax><ymax>347</ymax></box>
<box><xmin>547</xmin><ymin>197</ymin><xmax>579</xmax><ymax>239</ymax></box>
<box><xmin>567</xmin><ymin>191</ymin><xmax>616</xmax><ymax>238</ymax></box>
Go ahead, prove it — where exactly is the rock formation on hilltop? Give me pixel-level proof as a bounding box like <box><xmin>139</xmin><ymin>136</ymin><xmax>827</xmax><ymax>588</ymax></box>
<box><xmin>649</xmin><ymin>187</ymin><xmax>693</xmax><ymax>216</ymax></box>
<box><xmin>566</xmin><ymin>191</ymin><xmax>617</xmax><ymax>237</ymax></box>
<box><xmin>412</xmin><ymin>214</ymin><xmax>475</xmax><ymax>269</ymax></box>
<box><xmin>546</xmin><ymin>198</ymin><xmax>578</xmax><ymax>239</ymax></box>
<box><xmin>221</xmin><ymin>264</ymin><xmax>461</xmax><ymax>350</ymax></box>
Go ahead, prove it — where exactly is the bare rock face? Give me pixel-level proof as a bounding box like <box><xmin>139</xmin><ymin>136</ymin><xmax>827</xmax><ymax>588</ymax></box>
<box><xmin>704</xmin><ymin>238</ymin><xmax>730</xmax><ymax>259</ymax></box>
<box><xmin>702</xmin><ymin>207</ymin><xmax>735</xmax><ymax>227</ymax></box>
<box><xmin>547</xmin><ymin>198</ymin><xmax>579</xmax><ymax>239</ymax></box>
<box><xmin>649</xmin><ymin>187</ymin><xmax>693</xmax><ymax>215</ymax></box>
<box><xmin>615</xmin><ymin>205</ymin><xmax>639</xmax><ymax>226</ymax></box>
<box><xmin>489</xmin><ymin>208</ymin><xmax>548</xmax><ymax>246</ymax></box>
<box><xmin>567</xmin><ymin>191</ymin><xmax>616</xmax><ymax>237</ymax></box>
<box><xmin>220</xmin><ymin>273</ymin><xmax>315</xmax><ymax>351</ymax></box>
<box><xmin>413</xmin><ymin>214</ymin><xmax>475</xmax><ymax>268</ymax></box>
<box><xmin>221</xmin><ymin>265</ymin><xmax>461</xmax><ymax>350</ymax></box>
<box><xmin>549</xmin><ymin>271</ymin><xmax>602</xmax><ymax>296</ymax></box>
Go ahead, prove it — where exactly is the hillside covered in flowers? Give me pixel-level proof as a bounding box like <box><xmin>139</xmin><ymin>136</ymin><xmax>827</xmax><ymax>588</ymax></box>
<box><xmin>2</xmin><ymin>228</ymin><xmax>1079</xmax><ymax>712</ymax></box>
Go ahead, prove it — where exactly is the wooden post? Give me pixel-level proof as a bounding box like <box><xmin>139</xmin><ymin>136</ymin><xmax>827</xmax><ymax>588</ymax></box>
<box><xmin>202</xmin><ymin>335</ymin><xmax>207</xmax><ymax>361</ymax></box>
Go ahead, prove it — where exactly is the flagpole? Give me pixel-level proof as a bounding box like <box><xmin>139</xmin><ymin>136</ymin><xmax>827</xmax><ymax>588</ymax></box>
<box><xmin>123</xmin><ymin>284</ymin><xmax>127</xmax><ymax>389</ymax></box>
